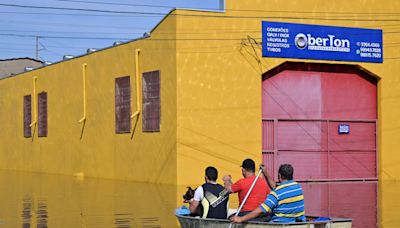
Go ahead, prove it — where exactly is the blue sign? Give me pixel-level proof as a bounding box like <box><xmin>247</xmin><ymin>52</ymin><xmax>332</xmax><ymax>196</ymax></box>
<box><xmin>262</xmin><ymin>21</ymin><xmax>383</xmax><ymax>63</ymax></box>
<box><xmin>338</xmin><ymin>124</ymin><xmax>350</xmax><ymax>134</ymax></box>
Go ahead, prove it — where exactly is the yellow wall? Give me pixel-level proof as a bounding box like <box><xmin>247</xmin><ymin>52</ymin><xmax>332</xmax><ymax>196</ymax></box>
<box><xmin>0</xmin><ymin>14</ymin><xmax>177</xmax><ymax>185</ymax></box>
<box><xmin>174</xmin><ymin>9</ymin><xmax>263</xmax><ymax>186</ymax></box>
<box><xmin>172</xmin><ymin>0</ymin><xmax>400</xmax><ymax>225</ymax></box>
<box><xmin>1</xmin><ymin>0</ymin><xmax>400</xmax><ymax>225</ymax></box>
<box><xmin>173</xmin><ymin>0</ymin><xmax>400</xmax><ymax>185</ymax></box>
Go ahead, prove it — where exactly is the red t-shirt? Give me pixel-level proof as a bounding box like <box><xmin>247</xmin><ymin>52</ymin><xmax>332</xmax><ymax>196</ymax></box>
<box><xmin>230</xmin><ymin>175</ymin><xmax>270</xmax><ymax>212</ymax></box>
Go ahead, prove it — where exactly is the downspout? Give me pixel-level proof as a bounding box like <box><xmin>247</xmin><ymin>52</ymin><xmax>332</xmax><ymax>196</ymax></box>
<box><xmin>78</xmin><ymin>63</ymin><xmax>87</xmax><ymax>123</ymax></box>
<box><xmin>131</xmin><ymin>49</ymin><xmax>141</xmax><ymax>119</ymax></box>
<box><xmin>29</xmin><ymin>76</ymin><xmax>38</xmax><ymax>128</ymax></box>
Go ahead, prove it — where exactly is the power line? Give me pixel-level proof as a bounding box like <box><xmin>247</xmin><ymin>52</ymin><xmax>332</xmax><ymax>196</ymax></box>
<box><xmin>0</xmin><ymin>47</ymin><xmax>35</xmax><ymax>51</ymax></box>
<box><xmin>2</xmin><ymin>9</ymin><xmax>400</xmax><ymax>21</ymax></box>
<box><xmin>0</xmin><ymin>19</ymin><xmax>150</xmax><ymax>30</ymax></box>
<box><xmin>0</xmin><ymin>29</ymin><xmax>145</xmax><ymax>35</ymax></box>
<box><xmin>2</xmin><ymin>34</ymin><xmax>400</xmax><ymax>50</ymax></box>
<box><xmin>2</xmin><ymin>26</ymin><xmax>400</xmax><ymax>35</ymax></box>
<box><xmin>0</xmin><ymin>3</ymin><xmax>167</xmax><ymax>16</ymax></box>
<box><xmin>0</xmin><ymin>49</ymin><xmax>34</xmax><ymax>54</ymax></box>
<box><xmin>47</xmin><ymin>0</ymin><xmax>400</xmax><ymax>16</ymax></box>
<box><xmin>3</xmin><ymin>3</ymin><xmax>400</xmax><ymax>22</ymax></box>
<box><xmin>52</xmin><ymin>0</ymin><xmax>181</xmax><ymax>10</ymax></box>
<box><xmin>1</xmin><ymin>24</ymin><xmax>399</xmax><ymax>37</ymax></box>
<box><xmin>0</xmin><ymin>10</ymin><xmax>162</xmax><ymax>17</ymax></box>
<box><xmin>0</xmin><ymin>33</ymin><xmax>132</xmax><ymax>40</ymax></box>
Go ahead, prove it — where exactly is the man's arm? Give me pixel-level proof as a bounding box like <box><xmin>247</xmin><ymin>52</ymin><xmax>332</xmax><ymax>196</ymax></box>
<box><xmin>189</xmin><ymin>200</ymin><xmax>200</xmax><ymax>213</ymax></box>
<box><xmin>223</xmin><ymin>175</ymin><xmax>233</xmax><ymax>192</ymax></box>
<box><xmin>189</xmin><ymin>187</ymin><xmax>203</xmax><ymax>214</ymax></box>
<box><xmin>231</xmin><ymin>190</ymin><xmax>278</xmax><ymax>223</ymax></box>
<box><xmin>230</xmin><ymin>207</ymin><xmax>264</xmax><ymax>223</ymax></box>
<box><xmin>261</xmin><ymin>165</ymin><xmax>277</xmax><ymax>189</ymax></box>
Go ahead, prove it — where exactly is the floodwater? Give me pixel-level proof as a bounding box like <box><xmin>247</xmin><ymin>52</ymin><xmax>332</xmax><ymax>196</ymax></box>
<box><xmin>0</xmin><ymin>170</ymin><xmax>178</xmax><ymax>227</ymax></box>
<box><xmin>1</xmin><ymin>170</ymin><xmax>399</xmax><ymax>227</ymax></box>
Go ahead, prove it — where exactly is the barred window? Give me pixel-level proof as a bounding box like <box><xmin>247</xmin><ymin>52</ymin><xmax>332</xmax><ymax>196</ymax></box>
<box><xmin>38</xmin><ymin>92</ymin><xmax>48</xmax><ymax>137</ymax></box>
<box><xmin>23</xmin><ymin>95</ymin><xmax>32</xmax><ymax>137</ymax></box>
<box><xmin>142</xmin><ymin>71</ymin><xmax>160</xmax><ymax>132</ymax></box>
<box><xmin>115</xmin><ymin>76</ymin><xmax>131</xmax><ymax>133</ymax></box>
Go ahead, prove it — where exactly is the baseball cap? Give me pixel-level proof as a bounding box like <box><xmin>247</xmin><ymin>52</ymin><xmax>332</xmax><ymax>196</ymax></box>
<box><xmin>241</xmin><ymin>158</ymin><xmax>255</xmax><ymax>171</ymax></box>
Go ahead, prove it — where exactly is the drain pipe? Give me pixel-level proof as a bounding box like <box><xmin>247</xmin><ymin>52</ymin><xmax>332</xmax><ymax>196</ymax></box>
<box><xmin>131</xmin><ymin>49</ymin><xmax>141</xmax><ymax>119</ymax></box>
<box><xmin>29</xmin><ymin>76</ymin><xmax>38</xmax><ymax>128</ymax></box>
<box><xmin>78</xmin><ymin>63</ymin><xmax>87</xmax><ymax>123</ymax></box>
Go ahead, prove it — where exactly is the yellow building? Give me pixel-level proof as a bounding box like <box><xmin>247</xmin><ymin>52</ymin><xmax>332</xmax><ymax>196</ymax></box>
<box><xmin>0</xmin><ymin>0</ymin><xmax>399</xmax><ymax>226</ymax></box>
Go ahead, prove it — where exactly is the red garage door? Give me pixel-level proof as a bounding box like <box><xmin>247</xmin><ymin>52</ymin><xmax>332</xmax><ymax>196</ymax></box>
<box><xmin>262</xmin><ymin>62</ymin><xmax>377</xmax><ymax>181</ymax></box>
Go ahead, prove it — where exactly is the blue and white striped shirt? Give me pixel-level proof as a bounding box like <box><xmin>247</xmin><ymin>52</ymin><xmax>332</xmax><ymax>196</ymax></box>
<box><xmin>259</xmin><ymin>180</ymin><xmax>305</xmax><ymax>223</ymax></box>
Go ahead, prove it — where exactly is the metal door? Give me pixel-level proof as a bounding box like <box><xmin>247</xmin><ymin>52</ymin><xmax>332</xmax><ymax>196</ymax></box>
<box><xmin>262</xmin><ymin>118</ymin><xmax>377</xmax><ymax>181</ymax></box>
<box><xmin>261</xmin><ymin>63</ymin><xmax>377</xmax><ymax>181</ymax></box>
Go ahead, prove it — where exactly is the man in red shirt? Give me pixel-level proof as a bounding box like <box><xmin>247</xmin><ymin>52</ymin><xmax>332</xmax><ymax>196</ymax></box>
<box><xmin>223</xmin><ymin>158</ymin><xmax>270</xmax><ymax>216</ymax></box>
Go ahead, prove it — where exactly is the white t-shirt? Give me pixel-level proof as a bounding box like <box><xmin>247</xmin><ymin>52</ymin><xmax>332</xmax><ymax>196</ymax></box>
<box><xmin>193</xmin><ymin>183</ymin><xmax>222</xmax><ymax>202</ymax></box>
<box><xmin>193</xmin><ymin>186</ymin><xmax>204</xmax><ymax>202</ymax></box>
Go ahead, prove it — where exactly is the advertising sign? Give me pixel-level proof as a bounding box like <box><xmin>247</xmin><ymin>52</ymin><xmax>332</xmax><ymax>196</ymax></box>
<box><xmin>262</xmin><ymin>21</ymin><xmax>383</xmax><ymax>63</ymax></box>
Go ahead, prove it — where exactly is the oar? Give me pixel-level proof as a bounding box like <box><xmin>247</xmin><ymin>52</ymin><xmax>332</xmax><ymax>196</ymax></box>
<box><xmin>228</xmin><ymin>166</ymin><xmax>263</xmax><ymax>228</ymax></box>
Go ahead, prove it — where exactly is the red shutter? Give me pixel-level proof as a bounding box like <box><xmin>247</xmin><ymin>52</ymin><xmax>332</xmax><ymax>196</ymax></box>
<box><xmin>38</xmin><ymin>92</ymin><xmax>48</xmax><ymax>137</ymax></box>
<box><xmin>23</xmin><ymin>95</ymin><xmax>32</xmax><ymax>137</ymax></box>
<box><xmin>115</xmin><ymin>76</ymin><xmax>131</xmax><ymax>133</ymax></box>
<box><xmin>142</xmin><ymin>71</ymin><xmax>160</xmax><ymax>132</ymax></box>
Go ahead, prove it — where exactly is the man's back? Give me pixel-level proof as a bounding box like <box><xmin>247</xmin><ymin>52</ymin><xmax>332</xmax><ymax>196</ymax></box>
<box><xmin>231</xmin><ymin>176</ymin><xmax>270</xmax><ymax>212</ymax></box>
<box><xmin>260</xmin><ymin>180</ymin><xmax>305</xmax><ymax>223</ymax></box>
<box><xmin>200</xmin><ymin>183</ymin><xmax>229</xmax><ymax>219</ymax></box>
<box><xmin>189</xmin><ymin>166</ymin><xmax>228</xmax><ymax>219</ymax></box>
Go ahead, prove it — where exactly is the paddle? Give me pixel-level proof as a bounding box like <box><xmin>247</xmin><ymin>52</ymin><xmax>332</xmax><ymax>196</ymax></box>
<box><xmin>228</xmin><ymin>166</ymin><xmax>263</xmax><ymax>228</ymax></box>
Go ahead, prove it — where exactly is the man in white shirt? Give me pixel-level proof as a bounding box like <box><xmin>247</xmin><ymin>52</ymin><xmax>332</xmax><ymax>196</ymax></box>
<box><xmin>189</xmin><ymin>166</ymin><xmax>229</xmax><ymax>219</ymax></box>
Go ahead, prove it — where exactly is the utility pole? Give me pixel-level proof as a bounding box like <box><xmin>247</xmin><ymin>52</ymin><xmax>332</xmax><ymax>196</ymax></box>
<box><xmin>35</xmin><ymin>36</ymin><xmax>45</xmax><ymax>61</ymax></box>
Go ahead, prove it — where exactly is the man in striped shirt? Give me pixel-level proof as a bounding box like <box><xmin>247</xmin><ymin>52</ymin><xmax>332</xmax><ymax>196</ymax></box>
<box><xmin>230</xmin><ymin>164</ymin><xmax>305</xmax><ymax>223</ymax></box>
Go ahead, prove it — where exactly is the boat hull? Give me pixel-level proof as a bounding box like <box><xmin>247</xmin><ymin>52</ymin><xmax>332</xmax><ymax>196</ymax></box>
<box><xmin>176</xmin><ymin>214</ymin><xmax>352</xmax><ymax>228</ymax></box>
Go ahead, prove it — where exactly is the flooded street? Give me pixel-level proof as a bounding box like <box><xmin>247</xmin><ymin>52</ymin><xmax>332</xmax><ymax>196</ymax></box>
<box><xmin>0</xmin><ymin>170</ymin><xmax>178</xmax><ymax>227</ymax></box>
<box><xmin>0</xmin><ymin>170</ymin><xmax>399</xmax><ymax>227</ymax></box>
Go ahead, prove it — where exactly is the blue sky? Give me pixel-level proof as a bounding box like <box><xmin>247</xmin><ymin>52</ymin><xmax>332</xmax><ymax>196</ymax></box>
<box><xmin>0</xmin><ymin>0</ymin><xmax>220</xmax><ymax>62</ymax></box>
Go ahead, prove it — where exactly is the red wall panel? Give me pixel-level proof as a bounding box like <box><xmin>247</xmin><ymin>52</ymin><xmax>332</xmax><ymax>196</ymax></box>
<box><xmin>262</xmin><ymin>71</ymin><xmax>322</xmax><ymax>119</ymax></box>
<box><xmin>302</xmin><ymin>182</ymin><xmax>377</xmax><ymax>228</ymax></box>
<box><xmin>322</xmin><ymin>72</ymin><xmax>376</xmax><ymax>119</ymax></box>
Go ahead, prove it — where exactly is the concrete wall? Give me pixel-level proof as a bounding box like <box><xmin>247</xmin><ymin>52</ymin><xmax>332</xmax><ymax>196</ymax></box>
<box><xmin>173</xmin><ymin>0</ymin><xmax>400</xmax><ymax>225</ymax></box>
<box><xmin>175</xmin><ymin>9</ymin><xmax>263</xmax><ymax>186</ymax></box>
<box><xmin>1</xmin><ymin>0</ymin><xmax>400</xmax><ymax>224</ymax></box>
<box><xmin>0</xmin><ymin>14</ymin><xmax>177</xmax><ymax>185</ymax></box>
<box><xmin>172</xmin><ymin>0</ymin><xmax>400</xmax><ymax>177</ymax></box>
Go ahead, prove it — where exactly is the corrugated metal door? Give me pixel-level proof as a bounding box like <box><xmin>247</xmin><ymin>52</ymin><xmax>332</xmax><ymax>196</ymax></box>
<box><xmin>302</xmin><ymin>182</ymin><xmax>377</xmax><ymax>227</ymax></box>
<box><xmin>262</xmin><ymin>63</ymin><xmax>377</xmax><ymax>181</ymax></box>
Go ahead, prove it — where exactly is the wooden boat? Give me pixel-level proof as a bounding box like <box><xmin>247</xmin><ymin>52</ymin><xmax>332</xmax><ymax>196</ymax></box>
<box><xmin>176</xmin><ymin>214</ymin><xmax>352</xmax><ymax>228</ymax></box>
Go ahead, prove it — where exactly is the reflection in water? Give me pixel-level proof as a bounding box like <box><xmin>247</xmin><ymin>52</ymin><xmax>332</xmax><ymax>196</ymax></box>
<box><xmin>141</xmin><ymin>217</ymin><xmax>161</xmax><ymax>228</ymax></box>
<box><xmin>302</xmin><ymin>181</ymin><xmax>377</xmax><ymax>228</ymax></box>
<box><xmin>22</xmin><ymin>197</ymin><xmax>33</xmax><ymax>228</ymax></box>
<box><xmin>114</xmin><ymin>213</ymin><xmax>133</xmax><ymax>228</ymax></box>
<box><xmin>0</xmin><ymin>170</ymin><xmax>177</xmax><ymax>227</ymax></box>
<box><xmin>36</xmin><ymin>199</ymin><xmax>48</xmax><ymax>228</ymax></box>
<box><xmin>3</xmin><ymin>169</ymin><xmax>400</xmax><ymax>227</ymax></box>
<box><xmin>21</xmin><ymin>197</ymin><xmax>48</xmax><ymax>228</ymax></box>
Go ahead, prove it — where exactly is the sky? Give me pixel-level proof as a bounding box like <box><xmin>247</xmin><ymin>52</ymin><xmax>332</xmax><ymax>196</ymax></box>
<box><xmin>0</xmin><ymin>0</ymin><xmax>220</xmax><ymax>62</ymax></box>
